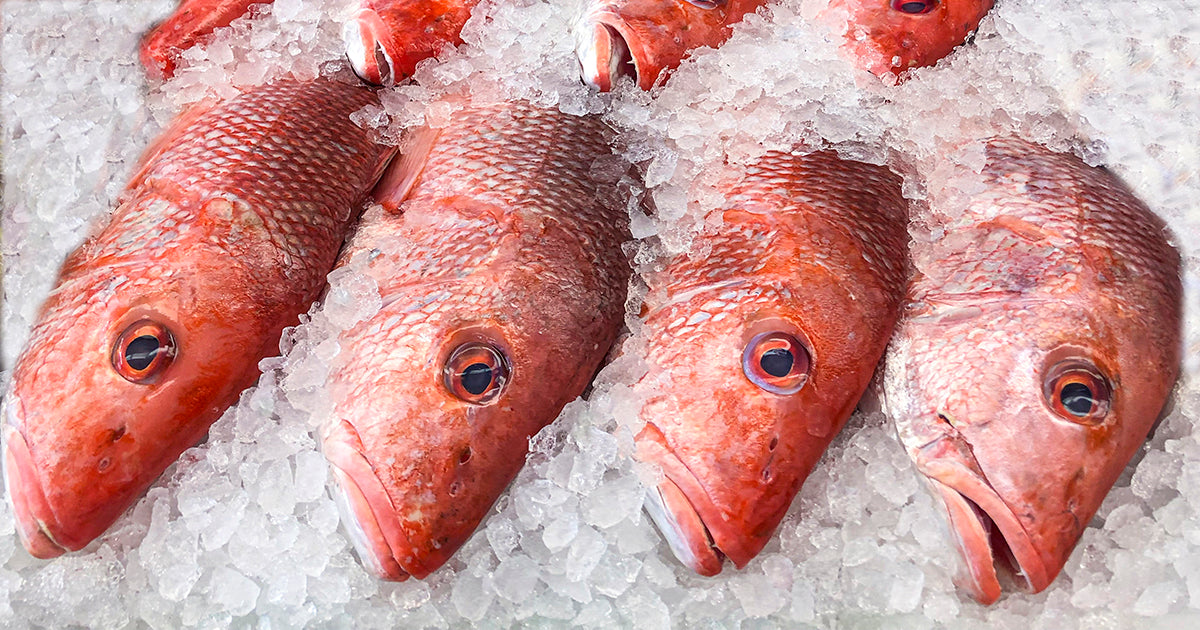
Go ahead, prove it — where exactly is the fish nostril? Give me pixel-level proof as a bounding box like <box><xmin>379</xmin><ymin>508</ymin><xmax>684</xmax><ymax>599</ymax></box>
<box><xmin>109</xmin><ymin>426</ymin><xmax>126</xmax><ymax>442</ymax></box>
<box><xmin>768</xmin><ymin>436</ymin><xmax>779</xmax><ymax>451</ymax></box>
<box><xmin>762</xmin><ymin>466</ymin><xmax>773</xmax><ymax>482</ymax></box>
<box><xmin>449</xmin><ymin>481</ymin><xmax>461</xmax><ymax>497</ymax></box>
<box><xmin>458</xmin><ymin>447</ymin><xmax>472</xmax><ymax>465</ymax></box>
<box><xmin>98</xmin><ymin>457</ymin><xmax>111</xmax><ymax>472</ymax></box>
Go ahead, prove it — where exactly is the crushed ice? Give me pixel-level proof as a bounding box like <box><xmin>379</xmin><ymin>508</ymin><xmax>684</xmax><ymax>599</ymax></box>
<box><xmin>2</xmin><ymin>0</ymin><xmax>1199</xmax><ymax>627</ymax></box>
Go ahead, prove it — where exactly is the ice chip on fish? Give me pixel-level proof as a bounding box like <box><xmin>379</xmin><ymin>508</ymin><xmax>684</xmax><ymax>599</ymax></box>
<box><xmin>317</xmin><ymin>100</ymin><xmax>633</xmax><ymax>580</ymax></box>
<box><xmin>343</xmin><ymin>0</ymin><xmax>480</xmax><ymax>86</ymax></box>
<box><xmin>574</xmin><ymin>0</ymin><xmax>769</xmax><ymax>90</ymax></box>
<box><xmin>882</xmin><ymin>137</ymin><xmax>1183</xmax><ymax>604</ymax></box>
<box><xmin>631</xmin><ymin>150</ymin><xmax>910</xmax><ymax>574</ymax></box>
<box><xmin>816</xmin><ymin>0</ymin><xmax>994</xmax><ymax>79</ymax></box>
<box><xmin>2</xmin><ymin>76</ymin><xmax>395</xmax><ymax>558</ymax></box>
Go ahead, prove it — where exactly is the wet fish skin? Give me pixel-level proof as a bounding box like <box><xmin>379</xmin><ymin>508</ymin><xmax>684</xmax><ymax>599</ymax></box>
<box><xmin>882</xmin><ymin>137</ymin><xmax>1183</xmax><ymax>604</ymax></box>
<box><xmin>818</xmin><ymin>0</ymin><xmax>994</xmax><ymax>78</ymax></box>
<box><xmin>574</xmin><ymin>0</ymin><xmax>770</xmax><ymax>91</ymax></box>
<box><xmin>343</xmin><ymin>0</ymin><xmax>481</xmax><ymax>87</ymax></box>
<box><xmin>140</xmin><ymin>0</ymin><xmax>268</xmax><ymax>79</ymax></box>
<box><xmin>3</xmin><ymin>76</ymin><xmax>394</xmax><ymax>558</ymax></box>
<box><xmin>320</xmin><ymin>101</ymin><xmax>632</xmax><ymax>580</ymax></box>
<box><xmin>634</xmin><ymin>150</ymin><xmax>910</xmax><ymax>574</ymax></box>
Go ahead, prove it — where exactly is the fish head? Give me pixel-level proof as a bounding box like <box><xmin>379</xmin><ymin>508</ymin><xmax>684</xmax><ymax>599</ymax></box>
<box><xmin>819</xmin><ymin>0</ymin><xmax>994</xmax><ymax>78</ymax></box>
<box><xmin>636</xmin><ymin>262</ymin><xmax>895</xmax><ymax>574</ymax></box>
<box><xmin>887</xmin><ymin>297</ymin><xmax>1180</xmax><ymax>604</ymax></box>
<box><xmin>5</xmin><ymin>255</ymin><xmax>276</xmax><ymax>558</ymax></box>
<box><xmin>343</xmin><ymin>0</ymin><xmax>477</xmax><ymax>86</ymax></box>
<box><xmin>574</xmin><ymin>0</ymin><xmax>748</xmax><ymax>91</ymax></box>
<box><xmin>321</xmin><ymin>279</ymin><xmax>607</xmax><ymax>580</ymax></box>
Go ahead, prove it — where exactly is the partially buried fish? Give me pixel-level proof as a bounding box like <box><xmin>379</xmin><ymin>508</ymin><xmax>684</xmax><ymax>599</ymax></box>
<box><xmin>3</xmin><ymin>75</ymin><xmax>395</xmax><ymax>558</ymax></box>
<box><xmin>817</xmin><ymin>0</ymin><xmax>994</xmax><ymax>78</ymax></box>
<box><xmin>882</xmin><ymin>137</ymin><xmax>1182</xmax><ymax>604</ymax></box>
<box><xmin>319</xmin><ymin>101</ymin><xmax>633</xmax><ymax>580</ymax></box>
<box><xmin>140</xmin><ymin>0</ymin><xmax>266</xmax><ymax>79</ymax></box>
<box><xmin>632</xmin><ymin>150</ymin><xmax>909</xmax><ymax>574</ymax></box>
<box><xmin>574</xmin><ymin>0</ymin><xmax>770</xmax><ymax>90</ymax></box>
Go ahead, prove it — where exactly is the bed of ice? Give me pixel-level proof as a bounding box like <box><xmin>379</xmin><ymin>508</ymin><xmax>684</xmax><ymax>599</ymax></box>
<box><xmin>2</xmin><ymin>0</ymin><xmax>1199</xmax><ymax>627</ymax></box>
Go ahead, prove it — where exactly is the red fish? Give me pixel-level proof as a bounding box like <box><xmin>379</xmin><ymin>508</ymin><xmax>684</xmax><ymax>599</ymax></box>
<box><xmin>817</xmin><ymin>0</ymin><xmax>995</xmax><ymax>78</ymax></box>
<box><xmin>139</xmin><ymin>0</ymin><xmax>267</xmax><ymax>79</ymax></box>
<box><xmin>3</xmin><ymin>76</ymin><xmax>395</xmax><ymax>558</ymax></box>
<box><xmin>319</xmin><ymin>101</ymin><xmax>632</xmax><ymax>580</ymax></box>
<box><xmin>632</xmin><ymin>150</ymin><xmax>909</xmax><ymax>574</ymax></box>
<box><xmin>343</xmin><ymin>0</ymin><xmax>481</xmax><ymax>86</ymax></box>
<box><xmin>574</xmin><ymin>0</ymin><xmax>770</xmax><ymax>91</ymax></box>
<box><xmin>882</xmin><ymin>137</ymin><xmax>1182</xmax><ymax>604</ymax></box>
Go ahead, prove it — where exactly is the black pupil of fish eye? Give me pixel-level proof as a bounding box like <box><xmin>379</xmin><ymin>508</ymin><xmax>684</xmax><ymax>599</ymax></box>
<box><xmin>460</xmin><ymin>363</ymin><xmax>494</xmax><ymax>396</ymax></box>
<box><xmin>760</xmin><ymin>348</ymin><xmax>794</xmax><ymax>378</ymax></box>
<box><xmin>125</xmin><ymin>335</ymin><xmax>161</xmax><ymax>371</ymax></box>
<box><xmin>896</xmin><ymin>1</ymin><xmax>931</xmax><ymax>13</ymax></box>
<box><xmin>1060</xmin><ymin>382</ymin><xmax>1094</xmax><ymax>416</ymax></box>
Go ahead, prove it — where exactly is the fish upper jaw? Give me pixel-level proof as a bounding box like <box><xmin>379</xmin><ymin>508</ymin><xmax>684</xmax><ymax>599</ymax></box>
<box><xmin>344</xmin><ymin>7</ymin><xmax>396</xmax><ymax>87</ymax></box>
<box><xmin>3</xmin><ymin>407</ymin><xmax>69</xmax><ymax>559</ymax></box>
<box><xmin>322</xmin><ymin>420</ymin><xmax>416</xmax><ymax>581</ymax></box>
<box><xmin>916</xmin><ymin>436</ymin><xmax>1053</xmax><ymax>605</ymax></box>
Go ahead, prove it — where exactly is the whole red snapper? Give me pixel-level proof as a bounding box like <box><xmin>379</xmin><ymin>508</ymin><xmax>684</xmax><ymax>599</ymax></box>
<box><xmin>632</xmin><ymin>150</ymin><xmax>910</xmax><ymax>574</ymax></box>
<box><xmin>882</xmin><ymin>137</ymin><xmax>1182</xmax><ymax>604</ymax></box>
<box><xmin>3</xmin><ymin>76</ymin><xmax>395</xmax><ymax>558</ymax></box>
<box><xmin>319</xmin><ymin>100</ymin><xmax>633</xmax><ymax>580</ymax></box>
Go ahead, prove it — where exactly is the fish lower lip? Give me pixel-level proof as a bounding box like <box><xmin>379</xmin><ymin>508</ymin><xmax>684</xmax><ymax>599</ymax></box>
<box><xmin>927</xmin><ymin>478</ymin><xmax>1050</xmax><ymax>604</ymax></box>
<box><xmin>644</xmin><ymin>477</ymin><xmax>725</xmax><ymax>576</ymax></box>
<box><xmin>3</xmin><ymin>426</ymin><xmax>69</xmax><ymax>559</ymax></box>
<box><xmin>322</xmin><ymin>422</ymin><xmax>412</xmax><ymax>581</ymax></box>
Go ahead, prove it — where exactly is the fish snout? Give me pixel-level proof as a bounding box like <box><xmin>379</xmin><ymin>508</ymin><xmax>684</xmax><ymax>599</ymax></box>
<box><xmin>343</xmin><ymin>8</ymin><xmax>396</xmax><ymax>87</ymax></box>
<box><xmin>574</xmin><ymin>14</ymin><xmax>640</xmax><ymax>91</ymax></box>
<box><xmin>3</xmin><ymin>423</ymin><xmax>69</xmax><ymax>559</ymax></box>
<box><xmin>322</xmin><ymin>421</ymin><xmax>414</xmax><ymax>581</ymax></box>
<box><xmin>644</xmin><ymin>476</ymin><xmax>725</xmax><ymax>576</ymax></box>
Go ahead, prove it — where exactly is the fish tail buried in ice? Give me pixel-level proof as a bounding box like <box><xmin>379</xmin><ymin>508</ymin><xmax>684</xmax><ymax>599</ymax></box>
<box><xmin>817</xmin><ymin>0</ymin><xmax>994</xmax><ymax>79</ymax></box>
<box><xmin>882</xmin><ymin>137</ymin><xmax>1183</xmax><ymax>604</ymax></box>
<box><xmin>2</xmin><ymin>76</ymin><xmax>395</xmax><ymax>559</ymax></box>
<box><xmin>343</xmin><ymin>0</ymin><xmax>481</xmax><ymax>86</ymax></box>
<box><xmin>139</xmin><ymin>0</ymin><xmax>270</xmax><ymax>79</ymax></box>
<box><xmin>574</xmin><ymin>0</ymin><xmax>770</xmax><ymax>91</ymax></box>
<box><xmin>319</xmin><ymin>101</ymin><xmax>633</xmax><ymax>580</ymax></box>
<box><xmin>634</xmin><ymin>150</ymin><xmax>910</xmax><ymax>575</ymax></box>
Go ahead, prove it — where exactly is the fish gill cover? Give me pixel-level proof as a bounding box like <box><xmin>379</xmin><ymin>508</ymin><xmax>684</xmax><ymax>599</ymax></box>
<box><xmin>1</xmin><ymin>0</ymin><xmax>1198</xmax><ymax>627</ymax></box>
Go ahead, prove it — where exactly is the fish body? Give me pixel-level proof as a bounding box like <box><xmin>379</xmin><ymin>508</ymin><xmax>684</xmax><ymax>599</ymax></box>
<box><xmin>343</xmin><ymin>0</ymin><xmax>480</xmax><ymax>86</ymax></box>
<box><xmin>319</xmin><ymin>101</ymin><xmax>632</xmax><ymax>580</ymax></box>
<box><xmin>3</xmin><ymin>76</ymin><xmax>394</xmax><ymax>558</ymax></box>
<box><xmin>882</xmin><ymin>137</ymin><xmax>1182</xmax><ymax>604</ymax></box>
<box><xmin>574</xmin><ymin>0</ymin><xmax>770</xmax><ymax>91</ymax></box>
<box><xmin>634</xmin><ymin>150</ymin><xmax>909</xmax><ymax>574</ymax></box>
<box><xmin>140</xmin><ymin>0</ymin><xmax>268</xmax><ymax>79</ymax></box>
<box><xmin>818</xmin><ymin>0</ymin><xmax>994</xmax><ymax>78</ymax></box>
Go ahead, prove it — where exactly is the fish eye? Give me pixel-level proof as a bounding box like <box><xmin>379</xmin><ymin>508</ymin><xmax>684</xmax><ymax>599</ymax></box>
<box><xmin>112</xmin><ymin>320</ymin><xmax>176</xmax><ymax>384</ymax></box>
<box><xmin>891</xmin><ymin>0</ymin><xmax>938</xmax><ymax>14</ymax></box>
<box><xmin>1044</xmin><ymin>361</ymin><xmax>1112</xmax><ymax>425</ymax></box>
<box><xmin>443</xmin><ymin>342</ymin><xmax>510</xmax><ymax>404</ymax></box>
<box><xmin>742</xmin><ymin>332</ymin><xmax>811</xmax><ymax>395</ymax></box>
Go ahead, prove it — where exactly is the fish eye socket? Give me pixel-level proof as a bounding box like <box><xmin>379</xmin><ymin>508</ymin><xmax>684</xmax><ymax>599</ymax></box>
<box><xmin>1044</xmin><ymin>361</ymin><xmax>1111</xmax><ymax>425</ymax></box>
<box><xmin>112</xmin><ymin>320</ymin><xmax>176</xmax><ymax>384</ymax></box>
<box><xmin>443</xmin><ymin>342</ymin><xmax>510</xmax><ymax>405</ymax></box>
<box><xmin>891</xmin><ymin>0</ymin><xmax>938</xmax><ymax>14</ymax></box>
<box><xmin>742</xmin><ymin>332</ymin><xmax>811</xmax><ymax>395</ymax></box>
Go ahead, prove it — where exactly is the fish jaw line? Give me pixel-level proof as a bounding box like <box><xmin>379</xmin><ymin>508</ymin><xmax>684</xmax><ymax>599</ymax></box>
<box><xmin>575</xmin><ymin>13</ymin><xmax>643</xmax><ymax>91</ymax></box>
<box><xmin>3</xmin><ymin>422</ymin><xmax>69</xmax><ymax>559</ymax></box>
<box><xmin>322</xmin><ymin>421</ymin><xmax>415</xmax><ymax>581</ymax></box>
<box><xmin>644</xmin><ymin>475</ymin><xmax>725</xmax><ymax>576</ymax></box>
<box><xmin>344</xmin><ymin>7</ymin><xmax>396</xmax><ymax>86</ymax></box>
<box><xmin>920</xmin><ymin>455</ymin><xmax>1052</xmax><ymax>604</ymax></box>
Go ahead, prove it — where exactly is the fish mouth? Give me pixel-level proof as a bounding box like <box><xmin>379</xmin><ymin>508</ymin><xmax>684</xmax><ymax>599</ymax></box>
<box><xmin>322</xmin><ymin>420</ymin><xmax>416</xmax><ymax>581</ymax></box>
<box><xmin>343</xmin><ymin>7</ymin><xmax>396</xmax><ymax>86</ymax></box>
<box><xmin>574</xmin><ymin>15</ymin><xmax>642</xmax><ymax>91</ymax></box>
<box><xmin>3</xmin><ymin>422</ymin><xmax>69</xmax><ymax>559</ymax></box>
<box><xmin>643</xmin><ymin>476</ymin><xmax>726</xmax><ymax>576</ymax></box>
<box><xmin>922</xmin><ymin>462</ymin><xmax>1053</xmax><ymax>604</ymax></box>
